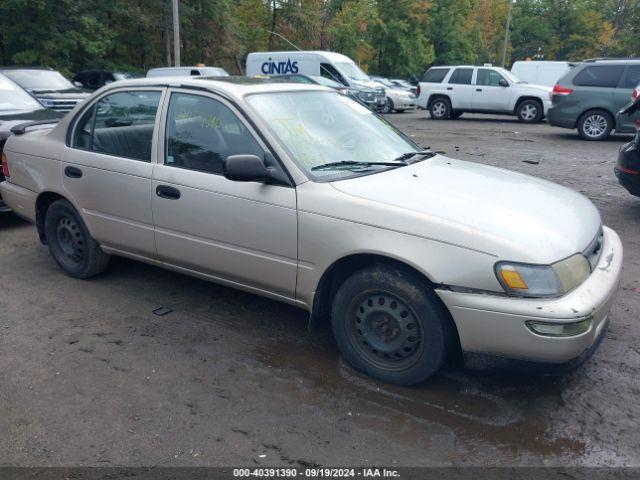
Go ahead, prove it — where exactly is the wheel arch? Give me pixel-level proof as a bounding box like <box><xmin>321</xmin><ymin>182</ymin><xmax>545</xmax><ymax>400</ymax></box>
<box><xmin>427</xmin><ymin>94</ymin><xmax>451</xmax><ymax>109</ymax></box>
<box><xmin>513</xmin><ymin>96</ymin><xmax>544</xmax><ymax>114</ymax></box>
<box><xmin>310</xmin><ymin>252</ymin><xmax>461</xmax><ymax>357</ymax></box>
<box><xmin>35</xmin><ymin>191</ymin><xmax>69</xmax><ymax>244</ymax></box>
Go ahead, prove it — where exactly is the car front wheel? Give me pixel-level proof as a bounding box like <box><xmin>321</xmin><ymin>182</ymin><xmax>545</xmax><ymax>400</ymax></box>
<box><xmin>516</xmin><ymin>99</ymin><xmax>543</xmax><ymax>123</ymax></box>
<box><xmin>381</xmin><ymin>97</ymin><xmax>394</xmax><ymax>114</ymax></box>
<box><xmin>578</xmin><ymin>110</ymin><xmax>613</xmax><ymax>140</ymax></box>
<box><xmin>331</xmin><ymin>265</ymin><xmax>453</xmax><ymax>385</ymax></box>
<box><xmin>44</xmin><ymin>199</ymin><xmax>110</xmax><ymax>278</ymax></box>
<box><xmin>429</xmin><ymin>98</ymin><xmax>451</xmax><ymax>120</ymax></box>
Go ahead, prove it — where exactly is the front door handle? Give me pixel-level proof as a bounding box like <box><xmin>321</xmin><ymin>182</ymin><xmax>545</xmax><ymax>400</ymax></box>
<box><xmin>64</xmin><ymin>166</ymin><xmax>83</xmax><ymax>178</ymax></box>
<box><xmin>447</xmin><ymin>87</ymin><xmax>453</xmax><ymax>90</ymax></box>
<box><xmin>156</xmin><ymin>185</ymin><xmax>181</xmax><ymax>200</ymax></box>
<box><xmin>476</xmin><ymin>88</ymin><xmax>483</xmax><ymax>92</ymax></box>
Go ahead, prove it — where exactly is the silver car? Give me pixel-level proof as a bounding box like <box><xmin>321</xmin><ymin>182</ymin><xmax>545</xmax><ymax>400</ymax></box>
<box><xmin>0</xmin><ymin>77</ymin><xmax>623</xmax><ymax>385</ymax></box>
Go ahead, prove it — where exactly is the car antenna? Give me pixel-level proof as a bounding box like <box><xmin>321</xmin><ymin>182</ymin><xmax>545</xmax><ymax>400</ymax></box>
<box><xmin>267</xmin><ymin>31</ymin><xmax>301</xmax><ymax>51</ymax></box>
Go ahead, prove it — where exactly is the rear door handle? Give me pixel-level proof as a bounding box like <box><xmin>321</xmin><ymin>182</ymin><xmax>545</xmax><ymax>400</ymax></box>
<box><xmin>64</xmin><ymin>166</ymin><xmax>83</xmax><ymax>178</ymax></box>
<box><xmin>156</xmin><ymin>185</ymin><xmax>181</xmax><ymax>200</ymax></box>
<box><xmin>476</xmin><ymin>88</ymin><xmax>483</xmax><ymax>92</ymax></box>
<box><xmin>447</xmin><ymin>87</ymin><xmax>453</xmax><ymax>90</ymax></box>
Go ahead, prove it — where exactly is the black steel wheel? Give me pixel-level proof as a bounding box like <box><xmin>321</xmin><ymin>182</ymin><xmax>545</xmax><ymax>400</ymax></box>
<box><xmin>331</xmin><ymin>265</ymin><xmax>455</xmax><ymax>385</ymax></box>
<box><xmin>347</xmin><ymin>291</ymin><xmax>424</xmax><ymax>372</ymax></box>
<box><xmin>44</xmin><ymin>199</ymin><xmax>110</xmax><ymax>278</ymax></box>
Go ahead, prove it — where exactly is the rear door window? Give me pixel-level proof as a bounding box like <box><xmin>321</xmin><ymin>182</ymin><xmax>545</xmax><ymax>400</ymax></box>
<box><xmin>620</xmin><ymin>65</ymin><xmax>640</xmax><ymax>89</ymax></box>
<box><xmin>573</xmin><ymin>65</ymin><xmax>625</xmax><ymax>88</ymax></box>
<box><xmin>422</xmin><ymin>68</ymin><xmax>449</xmax><ymax>83</ymax></box>
<box><xmin>449</xmin><ymin>68</ymin><xmax>473</xmax><ymax>85</ymax></box>
<box><xmin>72</xmin><ymin>90</ymin><xmax>161</xmax><ymax>162</ymax></box>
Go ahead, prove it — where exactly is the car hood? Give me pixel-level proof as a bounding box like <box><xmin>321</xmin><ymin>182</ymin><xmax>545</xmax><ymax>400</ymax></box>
<box><xmin>329</xmin><ymin>155</ymin><xmax>601</xmax><ymax>264</ymax></box>
<box><xmin>516</xmin><ymin>82</ymin><xmax>552</xmax><ymax>95</ymax></box>
<box><xmin>30</xmin><ymin>88</ymin><xmax>91</xmax><ymax>97</ymax></box>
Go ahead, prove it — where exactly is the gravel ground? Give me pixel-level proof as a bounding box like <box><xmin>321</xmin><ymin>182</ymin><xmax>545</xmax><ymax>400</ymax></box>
<box><xmin>0</xmin><ymin>111</ymin><xmax>638</xmax><ymax>468</ymax></box>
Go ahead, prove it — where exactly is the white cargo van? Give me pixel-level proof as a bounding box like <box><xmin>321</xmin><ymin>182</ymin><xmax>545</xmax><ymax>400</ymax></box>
<box><xmin>246</xmin><ymin>51</ymin><xmax>386</xmax><ymax>109</ymax></box>
<box><xmin>510</xmin><ymin>61</ymin><xmax>573</xmax><ymax>87</ymax></box>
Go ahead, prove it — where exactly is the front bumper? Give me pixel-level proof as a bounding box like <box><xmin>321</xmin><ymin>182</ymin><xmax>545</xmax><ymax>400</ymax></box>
<box><xmin>436</xmin><ymin>226</ymin><xmax>623</xmax><ymax>367</ymax></box>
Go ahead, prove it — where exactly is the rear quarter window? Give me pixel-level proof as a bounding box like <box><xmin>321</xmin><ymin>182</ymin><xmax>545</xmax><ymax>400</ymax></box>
<box><xmin>422</xmin><ymin>68</ymin><xmax>450</xmax><ymax>83</ymax></box>
<box><xmin>573</xmin><ymin>65</ymin><xmax>625</xmax><ymax>88</ymax></box>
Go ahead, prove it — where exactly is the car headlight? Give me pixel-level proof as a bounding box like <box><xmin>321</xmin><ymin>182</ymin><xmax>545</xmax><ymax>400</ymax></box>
<box><xmin>495</xmin><ymin>253</ymin><xmax>590</xmax><ymax>298</ymax></box>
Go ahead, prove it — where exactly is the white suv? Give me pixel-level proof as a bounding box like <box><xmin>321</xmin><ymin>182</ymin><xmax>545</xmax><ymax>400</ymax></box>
<box><xmin>415</xmin><ymin>65</ymin><xmax>552</xmax><ymax>123</ymax></box>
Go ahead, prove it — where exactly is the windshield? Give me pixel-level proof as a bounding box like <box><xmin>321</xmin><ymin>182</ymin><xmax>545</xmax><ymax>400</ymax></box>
<box><xmin>310</xmin><ymin>76</ymin><xmax>341</xmax><ymax>88</ymax></box>
<box><xmin>246</xmin><ymin>91</ymin><xmax>421</xmax><ymax>181</ymax></box>
<box><xmin>334</xmin><ymin>61</ymin><xmax>370</xmax><ymax>82</ymax></box>
<box><xmin>3</xmin><ymin>70</ymin><xmax>75</xmax><ymax>90</ymax></box>
<box><xmin>0</xmin><ymin>74</ymin><xmax>43</xmax><ymax>112</ymax></box>
<box><xmin>499</xmin><ymin>68</ymin><xmax>522</xmax><ymax>83</ymax></box>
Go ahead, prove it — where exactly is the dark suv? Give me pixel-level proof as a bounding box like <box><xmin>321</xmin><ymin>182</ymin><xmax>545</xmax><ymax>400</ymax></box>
<box><xmin>547</xmin><ymin>59</ymin><xmax>640</xmax><ymax>140</ymax></box>
<box><xmin>73</xmin><ymin>70</ymin><xmax>142</xmax><ymax>91</ymax></box>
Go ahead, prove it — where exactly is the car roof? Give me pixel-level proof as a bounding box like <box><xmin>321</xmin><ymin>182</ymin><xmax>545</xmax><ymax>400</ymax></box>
<box><xmin>96</xmin><ymin>75</ymin><xmax>332</xmax><ymax>99</ymax></box>
<box><xmin>0</xmin><ymin>67</ymin><xmax>54</xmax><ymax>71</ymax></box>
<box><xmin>582</xmin><ymin>58</ymin><xmax>640</xmax><ymax>64</ymax></box>
<box><xmin>248</xmin><ymin>50</ymin><xmax>354</xmax><ymax>63</ymax></box>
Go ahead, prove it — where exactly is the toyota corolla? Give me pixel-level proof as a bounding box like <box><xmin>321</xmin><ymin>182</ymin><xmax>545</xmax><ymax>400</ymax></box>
<box><xmin>0</xmin><ymin>77</ymin><xmax>623</xmax><ymax>385</ymax></box>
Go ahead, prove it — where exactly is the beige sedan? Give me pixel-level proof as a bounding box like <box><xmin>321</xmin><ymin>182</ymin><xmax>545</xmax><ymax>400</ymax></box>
<box><xmin>0</xmin><ymin>77</ymin><xmax>623</xmax><ymax>385</ymax></box>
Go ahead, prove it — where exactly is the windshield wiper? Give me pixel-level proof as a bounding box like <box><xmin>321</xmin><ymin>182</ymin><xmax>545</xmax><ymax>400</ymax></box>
<box><xmin>392</xmin><ymin>150</ymin><xmax>437</xmax><ymax>164</ymax></box>
<box><xmin>311</xmin><ymin>160</ymin><xmax>406</xmax><ymax>172</ymax></box>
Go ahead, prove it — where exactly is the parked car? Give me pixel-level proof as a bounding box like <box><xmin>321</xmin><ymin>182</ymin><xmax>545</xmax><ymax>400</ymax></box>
<box><xmin>0</xmin><ymin>73</ymin><xmax>63</xmax><ymax>212</ymax></box>
<box><xmin>614</xmin><ymin>85</ymin><xmax>640</xmax><ymax>196</ymax></box>
<box><xmin>73</xmin><ymin>70</ymin><xmax>142</xmax><ymax>91</ymax></box>
<box><xmin>246</xmin><ymin>51</ymin><xmax>387</xmax><ymax>111</ymax></box>
<box><xmin>547</xmin><ymin>59</ymin><xmax>640</xmax><ymax>140</ymax></box>
<box><xmin>0</xmin><ymin>77</ymin><xmax>622</xmax><ymax>385</ymax></box>
<box><xmin>511</xmin><ymin>61</ymin><xmax>574</xmax><ymax>88</ymax></box>
<box><xmin>146</xmin><ymin>66</ymin><xmax>229</xmax><ymax>78</ymax></box>
<box><xmin>263</xmin><ymin>74</ymin><xmax>381</xmax><ymax>111</ymax></box>
<box><xmin>370</xmin><ymin>76</ymin><xmax>417</xmax><ymax>113</ymax></box>
<box><xmin>415</xmin><ymin>65</ymin><xmax>552</xmax><ymax>122</ymax></box>
<box><xmin>389</xmin><ymin>78</ymin><xmax>418</xmax><ymax>95</ymax></box>
<box><xmin>0</xmin><ymin>67</ymin><xmax>91</xmax><ymax>113</ymax></box>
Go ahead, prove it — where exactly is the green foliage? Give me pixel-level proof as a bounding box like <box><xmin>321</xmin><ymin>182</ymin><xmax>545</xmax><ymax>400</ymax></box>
<box><xmin>0</xmin><ymin>0</ymin><xmax>639</xmax><ymax>79</ymax></box>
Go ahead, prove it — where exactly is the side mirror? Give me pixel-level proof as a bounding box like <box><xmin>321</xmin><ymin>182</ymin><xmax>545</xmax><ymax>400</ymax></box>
<box><xmin>224</xmin><ymin>155</ymin><xmax>269</xmax><ymax>182</ymax></box>
<box><xmin>499</xmin><ymin>78</ymin><xmax>509</xmax><ymax>87</ymax></box>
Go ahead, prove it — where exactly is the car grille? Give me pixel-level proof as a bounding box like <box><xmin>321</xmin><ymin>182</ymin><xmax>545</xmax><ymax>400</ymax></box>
<box><xmin>37</xmin><ymin>96</ymin><xmax>83</xmax><ymax>113</ymax></box>
<box><xmin>357</xmin><ymin>91</ymin><xmax>376</xmax><ymax>102</ymax></box>
<box><xmin>584</xmin><ymin>227</ymin><xmax>604</xmax><ymax>271</ymax></box>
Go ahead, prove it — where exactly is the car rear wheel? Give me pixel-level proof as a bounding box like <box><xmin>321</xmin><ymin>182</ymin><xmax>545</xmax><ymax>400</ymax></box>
<box><xmin>44</xmin><ymin>199</ymin><xmax>110</xmax><ymax>278</ymax></box>
<box><xmin>578</xmin><ymin>110</ymin><xmax>613</xmax><ymax>141</ymax></box>
<box><xmin>429</xmin><ymin>98</ymin><xmax>451</xmax><ymax>120</ymax></box>
<box><xmin>331</xmin><ymin>265</ymin><xmax>453</xmax><ymax>385</ymax></box>
<box><xmin>516</xmin><ymin>99</ymin><xmax>543</xmax><ymax>123</ymax></box>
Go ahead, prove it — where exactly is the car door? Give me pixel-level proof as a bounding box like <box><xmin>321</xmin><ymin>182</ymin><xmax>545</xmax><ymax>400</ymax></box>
<box><xmin>446</xmin><ymin>67</ymin><xmax>474</xmax><ymax>109</ymax></box>
<box><xmin>472</xmin><ymin>68</ymin><xmax>512</xmax><ymax>111</ymax></box>
<box><xmin>63</xmin><ymin>87</ymin><xmax>165</xmax><ymax>259</ymax></box>
<box><xmin>152</xmin><ymin>89</ymin><xmax>298</xmax><ymax>299</ymax></box>
<box><xmin>615</xmin><ymin>64</ymin><xmax>640</xmax><ymax>132</ymax></box>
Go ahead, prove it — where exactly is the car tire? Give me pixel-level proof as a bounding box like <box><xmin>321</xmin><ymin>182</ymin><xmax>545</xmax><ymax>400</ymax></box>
<box><xmin>44</xmin><ymin>199</ymin><xmax>110</xmax><ymax>279</ymax></box>
<box><xmin>516</xmin><ymin>99</ymin><xmax>543</xmax><ymax>123</ymax></box>
<box><xmin>381</xmin><ymin>97</ymin><xmax>394</xmax><ymax>114</ymax></box>
<box><xmin>451</xmin><ymin>111</ymin><xmax>463</xmax><ymax>119</ymax></box>
<box><xmin>429</xmin><ymin>97</ymin><xmax>451</xmax><ymax>120</ymax></box>
<box><xmin>578</xmin><ymin>110</ymin><xmax>614</xmax><ymax>141</ymax></box>
<box><xmin>395</xmin><ymin>109</ymin><xmax>406</xmax><ymax>113</ymax></box>
<box><xmin>331</xmin><ymin>264</ymin><xmax>454</xmax><ymax>385</ymax></box>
